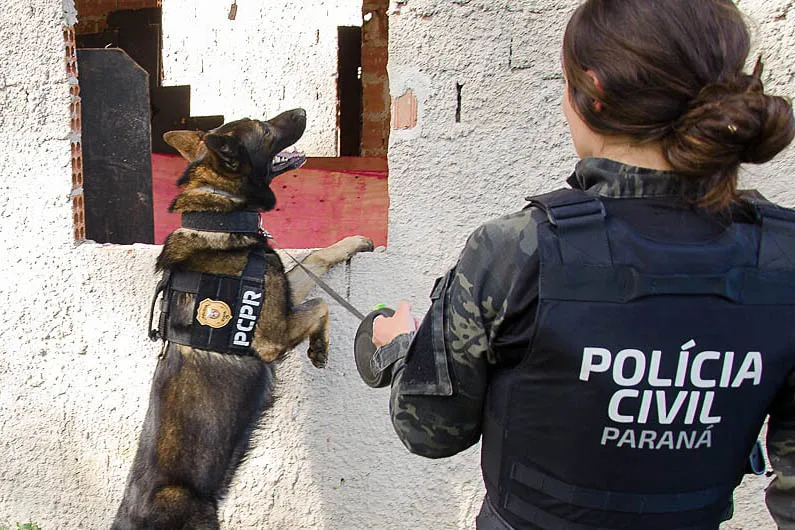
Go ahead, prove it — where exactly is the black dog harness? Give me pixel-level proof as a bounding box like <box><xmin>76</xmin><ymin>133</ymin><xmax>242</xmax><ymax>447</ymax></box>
<box><xmin>148</xmin><ymin>211</ymin><xmax>267</xmax><ymax>355</ymax></box>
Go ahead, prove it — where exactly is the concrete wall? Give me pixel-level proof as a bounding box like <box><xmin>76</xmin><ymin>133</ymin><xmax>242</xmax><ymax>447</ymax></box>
<box><xmin>1</xmin><ymin>0</ymin><xmax>794</xmax><ymax>528</ymax></box>
<box><xmin>161</xmin><ymin>0</ymin><xmax>363</xmax><ymax>157</ymax></box>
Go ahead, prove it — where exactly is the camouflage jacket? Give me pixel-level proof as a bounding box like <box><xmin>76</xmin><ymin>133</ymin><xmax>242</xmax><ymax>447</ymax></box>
<box><xmin>379</xmin><ymin>156</ymin><xmax>795</xmax><ymax>528</ymax></box>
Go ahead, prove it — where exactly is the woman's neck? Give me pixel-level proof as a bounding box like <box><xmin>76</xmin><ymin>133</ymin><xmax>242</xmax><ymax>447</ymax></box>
<box><xmin>593</xmin><ymin>138</ymin><xmax>674</xmax><ymax>171</ymax></box>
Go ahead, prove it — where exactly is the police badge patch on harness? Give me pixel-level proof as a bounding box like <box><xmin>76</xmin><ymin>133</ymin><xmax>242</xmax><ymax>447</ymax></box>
<box><xmin>149</xmin><ymin>249</ymin><xmax>268</xmax><ymax>355</ymax></box>
<box><xmin>197</xmin><ymin>299</ymin><xmax>233</xmax><ymax>328</ymax></box>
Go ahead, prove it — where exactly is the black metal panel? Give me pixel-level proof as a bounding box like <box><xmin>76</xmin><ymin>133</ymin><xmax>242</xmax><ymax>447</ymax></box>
<box><xmin>150</xmin><ymin>85</ymin><xmax>224</xmax><ymax>155</ymax></box>
<box><xmin>150</xmin><ymin>85</ymin><xmax>189</xmax><ymax>154</ymax></box>
<box><xmin>77</xmin><ymin>8</ymin><xmax>162</xmax><ymax>92</ymax></box>
<box><xmin>78</xmin><ymin>48</ymin><xmax>154</xmax><ymax>245</ymax></box>
<box><xmin>338</xmin><ymin>26</ymin><xmax>362</xmax><ymax>156</ymax></box>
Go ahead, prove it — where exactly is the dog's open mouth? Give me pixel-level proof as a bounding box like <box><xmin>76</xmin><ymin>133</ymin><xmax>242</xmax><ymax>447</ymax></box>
<box><xmin>271</xmin><ymin>148</ymin><xmax>307</xmax><ymax>177</ymax></box>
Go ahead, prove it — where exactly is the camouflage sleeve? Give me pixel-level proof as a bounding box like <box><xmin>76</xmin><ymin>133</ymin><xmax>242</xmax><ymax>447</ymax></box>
<box><xmin>388</xmin><ymin>210</ymin><xmax>539</xmax><ymax>458</ymax></box>
<box><xmin>766</xmin><ymin>374</ymin><xmax>795</xmax><ymax>528</ymax></box>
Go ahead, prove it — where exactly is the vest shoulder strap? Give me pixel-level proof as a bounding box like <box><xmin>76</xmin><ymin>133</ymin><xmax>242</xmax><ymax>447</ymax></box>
<box><xmin>741</xmin><ymin>190</ymin><xmax>795</xmax><ymax>270</ymax></box>
<box><xmin>526</xmin><ymin>188</ymin><xmax>612</xmax><ymax>266</ymax></box>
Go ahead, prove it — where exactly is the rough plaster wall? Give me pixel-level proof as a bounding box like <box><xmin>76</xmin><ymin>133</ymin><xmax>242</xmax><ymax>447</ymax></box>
<box><xmin>387</xmin><ymin>1</ymin><xmax>576</xmax><ymax>273</ymax></box>
<box><xmin>160</xmin><ymin>0</ymin><xmax>363</xmax><ymax>157</ymax></box>
<box><xmin>1</xmin><ymin>0</ymin><xmax>795</xmax><ymax>529</ymax></box>
<box><xmin>386</xmin><ymin>0</ymin><xmax>795</xmax><ymax>270</ymax></box>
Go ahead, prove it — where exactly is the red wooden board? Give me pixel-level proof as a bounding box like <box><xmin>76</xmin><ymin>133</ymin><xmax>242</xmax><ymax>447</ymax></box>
<box><xmin>152</xmin><ymin>154</ymin><xmax>389</xmax><ymax>248</ymax></box>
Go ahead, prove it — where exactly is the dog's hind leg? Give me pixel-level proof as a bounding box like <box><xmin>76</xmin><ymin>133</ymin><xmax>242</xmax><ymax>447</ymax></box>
<box><xmin>113</xmin><ymin>346</ymin><xmax>273</xmax><ymax>530</ymax></box>
<box><xmin>289</xmin><ymin>298</ymin><xmax>330</xmax><ymax>368</ymax></box>
<box><xmin>152</xmin><ymin>486</ymin><xmax>220</xmax><ymax>530</ymax></box>
<box><xmin>286</xmin><ymin>235</ymin><xmax>373</xmax><ymax>305</ymax></box>
<box><xmin>112</xmin><ymin>485</ymin><xmax>220</xmax><ymax>530</ymax></box>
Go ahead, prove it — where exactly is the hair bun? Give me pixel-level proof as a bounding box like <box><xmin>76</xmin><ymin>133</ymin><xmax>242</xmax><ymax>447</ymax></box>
<box><xmin>664</xmin><ymin>60</ymin><xmax>795</xmax><ymax>178</ymax></box>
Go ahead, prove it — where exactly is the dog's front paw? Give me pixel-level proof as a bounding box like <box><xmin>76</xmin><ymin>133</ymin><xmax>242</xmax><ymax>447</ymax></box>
<box><xmin>343</xmin><ymin>235</ymin><xmax>374</xmax><ymax>258</ymax></box>
<box><xmin>307</xmin><ymin>336</ymin><xmax>328</xmax><ymax>369</ymax></box>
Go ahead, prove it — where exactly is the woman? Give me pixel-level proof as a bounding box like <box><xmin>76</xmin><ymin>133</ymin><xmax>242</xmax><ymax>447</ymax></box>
<box><xmin>370</xmin><ymin>1</ymin><xmax>795</xmax><ymax>529</ymax></box>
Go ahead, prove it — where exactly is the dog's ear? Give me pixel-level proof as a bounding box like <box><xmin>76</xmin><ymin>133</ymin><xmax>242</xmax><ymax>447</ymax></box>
<box><xmin>204</xmin><ymin>133</ymin><xmax>242</xmax><ymax>172</ymax></box>
<box><xmin>163</xmin><ymin>130</ymin><xmax>205</xmax><ymax>161</ymax></box>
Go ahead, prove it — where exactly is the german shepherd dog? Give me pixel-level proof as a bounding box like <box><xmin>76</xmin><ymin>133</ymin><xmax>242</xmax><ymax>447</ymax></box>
<box><xmin>112</xmin><ymin>108</ymin><xmax>373</xmax><ymax>529</ymax></box>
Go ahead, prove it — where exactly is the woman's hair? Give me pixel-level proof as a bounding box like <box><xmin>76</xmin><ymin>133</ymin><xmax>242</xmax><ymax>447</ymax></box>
<box><xmin>562</xmin><ymin>0</ymin><xmax>795</xmax><ymax>209</ymax></box>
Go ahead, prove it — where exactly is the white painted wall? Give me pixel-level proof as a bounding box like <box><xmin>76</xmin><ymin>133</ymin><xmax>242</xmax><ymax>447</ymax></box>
<box><xmin>0</xmin><ymin>0</ymin><xmax>793</xmax><ymax>528</ymax></box>
<box><xmin>161</xmin><ymin>0</ymin><xmax>363</xmax><ymax>157</ymax></box>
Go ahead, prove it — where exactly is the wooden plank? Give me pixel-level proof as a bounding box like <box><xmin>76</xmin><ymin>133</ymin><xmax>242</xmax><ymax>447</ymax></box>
<box><xmin>78</xmin><ymin>48</ymin><xmax>154</xmax><ymax>244</ymax></box>
<box><xmin>302</xmin><ymin>156</ymin><xmax>387</xmax><ymax>172</ymax></box>
<box><xmin>152</xmin><ymin>155</ymin><xmax>389</xmax><ymax>248</ymax></box>
<box><xmin>152</xmin><ymin>153</ymin><xmax>187</xmax><ymax>244</ymax></box>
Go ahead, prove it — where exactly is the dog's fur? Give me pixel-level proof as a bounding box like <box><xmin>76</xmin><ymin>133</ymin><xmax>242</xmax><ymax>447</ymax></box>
<box><xmin>112</xmin><ymin>109</ymin><xmax>373</xmax><ymax>529</ymax></box>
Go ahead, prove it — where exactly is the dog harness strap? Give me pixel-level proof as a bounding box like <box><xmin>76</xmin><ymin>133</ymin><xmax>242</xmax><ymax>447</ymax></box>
<box><xmin>242</xmin><ymin>248</ymin><xmax>268</xmax><ymax>280</ymax></box>
<box><xmin>181</xmin><ymin>211</ymin><xmax>261</xmax><ymax>234</ymax></box>
<box><xmin>170</xmin><ymin>271</ymin><xmax>202</xmax><ymax>292</ymax></box>
<box><xmin>225</xmin><ymin>249</ymin><xmax>268</xmax><ymax>353</ymax></box>
<box><xmin>148</xmin><ymin>269</ymin><xmax>172</xmax><ymax>341</ymax></box>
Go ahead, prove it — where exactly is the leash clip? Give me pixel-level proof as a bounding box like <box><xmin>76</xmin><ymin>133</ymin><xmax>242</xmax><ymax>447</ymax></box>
<box><xmin>258</xmin><ymin>215</ymin><xmax>273</xmax><ymax>240</ymax></box>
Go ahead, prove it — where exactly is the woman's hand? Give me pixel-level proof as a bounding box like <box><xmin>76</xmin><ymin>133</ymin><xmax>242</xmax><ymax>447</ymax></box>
<box><xmin>372</xmin><ymin>301</ymin><xmax>418</xmax><ymax>348</ymax></box>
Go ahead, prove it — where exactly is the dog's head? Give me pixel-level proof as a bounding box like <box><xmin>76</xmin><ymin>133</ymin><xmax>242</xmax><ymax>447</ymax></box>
<box><xmin>164</xmin><ymin>108</ymin><xmax>307</xmax><ymax>212</ymax></box>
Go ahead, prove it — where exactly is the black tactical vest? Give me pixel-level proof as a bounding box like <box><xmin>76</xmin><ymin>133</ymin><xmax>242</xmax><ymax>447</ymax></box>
<box><xmin>149</xmin><ymin>249</ymin><xmax>267</xmax><ymax>355</ymax></box>
<box><xmin>481</xmin><ymin>189</ymin><xmax>795</xmax><ymax>530</ymax></box>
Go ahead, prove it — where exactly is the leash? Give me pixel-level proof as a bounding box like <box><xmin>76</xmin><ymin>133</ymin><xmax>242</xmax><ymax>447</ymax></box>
<box><xmin>180</xmin><ymin>210</ymin><xmax>367</xmax><ymax>320</ymax></box>
<box><xmin>261</xmin><ymin>229</ymin><xmax>399</xmax><ymax>389</ymax></box>
<box><xmin>261</xmin><ymin>229</ymin><xmax>366</xmax><ymax>320</ymax></box>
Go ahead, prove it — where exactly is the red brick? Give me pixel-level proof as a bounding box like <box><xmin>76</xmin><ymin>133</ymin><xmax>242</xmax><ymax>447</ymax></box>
<box><xmin>362</xmin><ymin>81</ymin><xmax>388</xmax><ymax>113</ymax></box>
<box><xmin>361</xmin><ymin>127</ymin><xmax>389</xmax><ymax>155</ymax></box>
<box><xmin>76</xmin><ymin>0</ymin><xmax>117</xmax><ymax>18</ymax></box>
<box><xmin>76</xmin><ymin>17</ymin><xmax>105</xmax><ymax>35</ymax></box>
<box><xmin>391</xmin><ymin>90</ymin><xmax>417</xmax><ymax>130</ymax></box>
<box><xmin>361</xmin><ymin>143</ymin><xmax>387</xmax><ymax>157</ymax></box>
<box><xmin>361</xmin><ymin>120</ymin><xmax>387</xmax><ymax>145</ymax></box>
<box><xmin>362</xmin><ymin>10</ymin><xmax>388</xmax><ymax>46</ymax></box>
<box><xmin>361</xmin><ymin>72</ymin><xmax>387</xmax><ymax>87</ymax></box>
<box><xmin>63</xmin><ymin>26</ymin><xmax>76</xmax><ymax>47</ymax></box>
<box><xmin>362</xmin><ymin>0</ymin><xmax>387</xmax><ymax>10</ymax></box>
<box><xmin>361</xmin><ymin>46</ymin><xmax>388</xmax><ymax>73</ymax></box>
<box><xmin>117</xmin><ymin>0</ymin><xmax>159</xmax><ymax>9</ymax></box>
<box><xmin>363</xmin><ymin>97</ymin><xmax>387</xmax><ymax>116</ymax></box>
<box><xmin>66</xmin><ymin>22</ymin><xmax>85</xmax><ymax>239</ymax></box>
<box><xmin>362</xmin><ymin>147</ymin><xmax>385</xmax><ymax>157</ymax></box>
